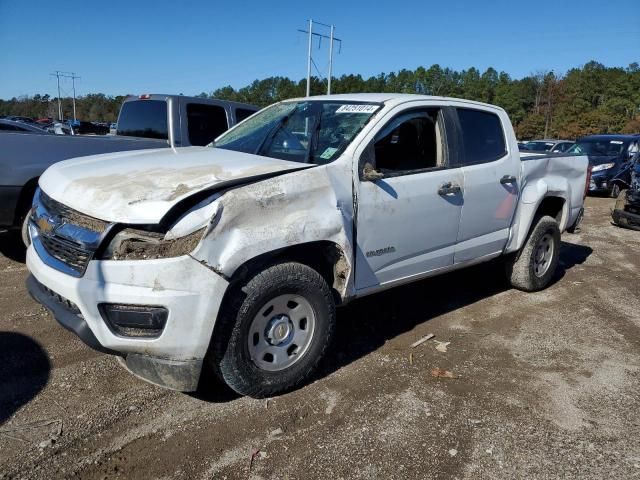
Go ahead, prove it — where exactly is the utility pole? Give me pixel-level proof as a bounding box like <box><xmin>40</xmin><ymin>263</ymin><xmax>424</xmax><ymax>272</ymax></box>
<box><xmin>50</xmin><ymin>71</ymin><xmax>81</xmax><ymax>121</ymax></box>
<box><xmin>306</xmin><ymin>19</ymin><xmax>313</xmax><ymax>97</ymax></box>
<box><xmin>50</xmin><ymin>71</ymin><xmax>63</xmax><ymax>121</ymax></box>
<box><xmin>66</xmin><ymin>72</ymin><xmax>81</xmax><ymax>122</ymax></box>
<box><xmin>328</xmin><ymin>24</ymin><xmax>335</xmax><ymax>94</ymax></box>
<box><xmin>297</xmin><ymin>20</ymin><xmax>342</xmax><ymax>96</ymax></box>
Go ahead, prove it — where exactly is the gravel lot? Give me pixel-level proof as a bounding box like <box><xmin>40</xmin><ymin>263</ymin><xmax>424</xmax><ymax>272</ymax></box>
<box><xmin>1</xmin><ymin>196</ymin><xmax>639</xmax><ymax>479</ymax></box>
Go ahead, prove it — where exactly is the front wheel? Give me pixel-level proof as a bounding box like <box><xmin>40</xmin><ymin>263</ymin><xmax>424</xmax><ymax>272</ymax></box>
<box><xmin>505</xmin><ymin>215</ymin><xmax>561</xmax><ymax>292</ymax></box>
<box><xmin>610</xmin><ymin>183</ymin><xmax>621</xmax><ymax>198</ymax></box>
<box><xmin>210</xmin><ymin>262</ymin><xmax>336</xmax><ymax>398</ymax></box>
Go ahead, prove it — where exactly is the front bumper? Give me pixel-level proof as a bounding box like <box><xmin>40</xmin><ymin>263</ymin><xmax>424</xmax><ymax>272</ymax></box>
<box><xmin>612</xmin><ymin>206</ymin><xmax>640</xmax><ymax>230</ymax></box>
<box><xmin>589</xmin><ymin>173</ymin><xmax>613</xmax><ymax>193</ymax></box>
<box><xmin>27</xmin><ymin>275</ymin><xmax>118</xmax><ymax>355</ymax></box>
<box><xmin>26</xmin><ymin>244</ymin><xmax>229</xmax><ymax>391</ymax></box>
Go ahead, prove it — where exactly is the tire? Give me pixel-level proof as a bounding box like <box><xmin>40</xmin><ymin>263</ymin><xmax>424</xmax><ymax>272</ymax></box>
<box><xmin>505</xmin><ymin>215</ymin><xmax>561</xmax><ymax>292</ymax></box>
<box><xmin>610</xmin><ymin>183</ymin><xmax>621</xmax><ymax>198</ymax></box>
<box><xmin>210</xmin><ymin>262</ymin><xmax>336</xmax><ymax>398</ymax></box>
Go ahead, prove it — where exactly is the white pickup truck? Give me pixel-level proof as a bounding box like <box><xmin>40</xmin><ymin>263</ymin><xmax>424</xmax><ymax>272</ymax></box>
<box><xmin>25</xmin><ymin>94</ymin><xmax>589</xmax><ymax>397</ymax></box>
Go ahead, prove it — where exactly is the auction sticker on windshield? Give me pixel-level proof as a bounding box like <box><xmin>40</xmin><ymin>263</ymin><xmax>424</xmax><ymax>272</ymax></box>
<box><xmin>335</xmin><ymin>105</ymin><xmax>379</xmax><ymax>114</ymax></box>
<box><xmin>320</xmin><ymin>147</ymin><xmax>338</xmax><ymax>160</ymax></box>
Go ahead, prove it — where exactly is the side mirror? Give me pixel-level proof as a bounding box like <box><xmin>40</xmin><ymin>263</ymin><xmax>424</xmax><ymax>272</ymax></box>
<box><xmin>362</xmin><ymin>162</ymin><xmax>384</xmax><ymax>182</ymax></box>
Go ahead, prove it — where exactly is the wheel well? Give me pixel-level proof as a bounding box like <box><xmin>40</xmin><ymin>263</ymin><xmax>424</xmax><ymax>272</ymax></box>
<box><xmin>610</xmin><ymin>178</ymin><xmax>628</xmax><ymax>189</ymax></box>
<box><xmin>535</xmin><ymin>196</ymin><xmax>565</xmax><ymax>224</ymax></box>
<box><xmin>230</xmin><ymin>241</ymin><xmax>349</xmax><ymax>304</ymax></box>
<box><xmin>13</xmin><ymin>178</ymin><xmax>39</xmax><ymax>226</ymax></box>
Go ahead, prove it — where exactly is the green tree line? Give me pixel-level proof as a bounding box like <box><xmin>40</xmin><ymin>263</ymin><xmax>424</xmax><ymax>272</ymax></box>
<box><xmin>0</xmin><ymin>93</ymin><xmax>126</xmax><ymax>123</ymax></box>
<box><xmin>2</xmin><ymin>61</ymin><xmax>639</xmax><ymax>139</ymax></box>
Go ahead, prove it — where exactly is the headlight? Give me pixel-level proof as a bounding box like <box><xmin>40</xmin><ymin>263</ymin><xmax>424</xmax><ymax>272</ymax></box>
<box><xmin>591</xmin><ymin>162</ymin><xmax>615</xmax><ymax>172</ymax></box>
<box><xmin>101</xmin><ymin>197</ymin><xmax>222</xmax><ymax>260</ymax></box>
<box><xmin>102</xmin><ymin>227</ymin><xmax>206</xmax><ymax>260</ymax></box>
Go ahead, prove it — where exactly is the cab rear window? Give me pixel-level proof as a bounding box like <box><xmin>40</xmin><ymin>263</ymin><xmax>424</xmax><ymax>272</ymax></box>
<box><xmin>116</xmin><ymin>100</ymin><xmax>168</xmax><ymax>140</ymax></box>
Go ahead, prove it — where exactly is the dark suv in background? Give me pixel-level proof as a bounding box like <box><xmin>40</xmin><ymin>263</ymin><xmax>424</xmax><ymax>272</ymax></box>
<box><xmin>567</xmin><ymin>134</ymin><xmax>640</xmax><ymax>197</ymax></box>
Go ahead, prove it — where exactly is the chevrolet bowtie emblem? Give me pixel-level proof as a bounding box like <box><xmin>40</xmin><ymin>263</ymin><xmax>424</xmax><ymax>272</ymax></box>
<box><xmin>37</xmin><ymin>216</ymin><xmax>56</xmax><ymax>234</ymax></box>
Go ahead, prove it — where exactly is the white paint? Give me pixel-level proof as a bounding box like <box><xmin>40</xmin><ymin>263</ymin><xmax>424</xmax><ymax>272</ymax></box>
<box><xmin>26</xmin><ymin>93</ymin><xmax>589</xmax><ymax>393</ymax></box>
<box><xmin>39</xmin><ymin>146</ymin><xmax>310</xmax><ymax>223</ymax></box>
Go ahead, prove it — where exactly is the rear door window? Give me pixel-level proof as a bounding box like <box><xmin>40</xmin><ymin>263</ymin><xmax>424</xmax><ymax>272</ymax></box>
<box><xmin>116</xmin><ymin>100</ymin><xmax>168</xmax><ymax>140</ymax></box>
<box><xmin>187</xmin><ymin>104</ymin><xmax>228</xmax><ymax>146</ymax></box>
<box><xmin>456</xmin><ymin>108</ymin><xmax>507</xmax><ymax>164</ymax></box>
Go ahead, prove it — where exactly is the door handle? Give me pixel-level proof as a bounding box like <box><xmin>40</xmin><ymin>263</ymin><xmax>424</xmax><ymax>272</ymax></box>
<box><xmin>500</xmin><ymin>175</ymin><xmax>517</xmax><ymax>185</ymax></box>
<box><xmin>438</xmin><ymin>182</ymin><xmax>462</xmax><ymax>196</ymax></box>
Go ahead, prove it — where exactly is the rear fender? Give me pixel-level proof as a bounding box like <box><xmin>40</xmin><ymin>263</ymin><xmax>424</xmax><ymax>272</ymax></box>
<box><xmin>505</xmin><ymin>179</ymin><xmax>569</xmax><ymax>254</ymax></box>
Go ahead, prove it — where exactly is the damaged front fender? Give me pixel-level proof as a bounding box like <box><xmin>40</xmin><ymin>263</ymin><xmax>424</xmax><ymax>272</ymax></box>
<box><xmin>190</xmin><ymin>164</ymin><xmax>356</xmax><ymax>299</ymax></box>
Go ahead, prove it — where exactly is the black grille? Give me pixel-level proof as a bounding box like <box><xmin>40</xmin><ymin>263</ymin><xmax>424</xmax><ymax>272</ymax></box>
<box><xmin>40</xmin><ymin>234</ymin><xmax>93</xmax><ymax>275</ymax></box>
<box><xmin>41</xmin><ymin>283</ymin><xmax>82</xmax><ymax>315</ymax></box>
<box><xmin>40</xmin><ymin>191</ymin><xmax>108</xmax><ymax>233</ymax></box>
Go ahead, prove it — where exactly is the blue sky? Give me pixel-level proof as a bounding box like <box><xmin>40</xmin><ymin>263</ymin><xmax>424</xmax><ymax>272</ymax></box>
<box><xmin>0</xmin><ymin>0</ymin><xmax>638</xmax><ymax>99</ymax></box>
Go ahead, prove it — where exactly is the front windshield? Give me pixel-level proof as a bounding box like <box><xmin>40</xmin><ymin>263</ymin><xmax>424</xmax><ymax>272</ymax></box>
<box><xmin>567</xmin><ymin>139</ymin><xmax>628</xmax><ymax>156</ymax></box>
<box><xmin>212</xmin><ymin>101</ymin><xmax>382</xmax><ymax>164</ymax></box>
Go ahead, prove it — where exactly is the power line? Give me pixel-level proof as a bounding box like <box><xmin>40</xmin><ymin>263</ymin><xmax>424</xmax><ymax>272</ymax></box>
<box><xmin>297</xmin><ymin>19</ymin><xmax>342</xmax><ymax>96</ymax></box>
<box><xmin>49</xmin><ymin>71</ymin><xmax>81</xmax><ymax>121</ymax></box>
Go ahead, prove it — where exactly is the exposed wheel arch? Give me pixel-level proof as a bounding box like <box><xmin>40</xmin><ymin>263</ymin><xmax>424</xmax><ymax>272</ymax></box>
<box><xmin>534</xmin><ymin>196</ymin><xmax>565</xmax><ymax>224</ymax></box>
<box><xmin>228</xmin><ymin>240</ymin><xmax>350</xmax><ymax>305</ymax></box>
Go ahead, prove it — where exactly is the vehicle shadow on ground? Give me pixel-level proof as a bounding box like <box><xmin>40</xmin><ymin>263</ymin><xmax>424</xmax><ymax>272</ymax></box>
<box><xmin>317</xmin><ymin>240</ymin><xmax>593</xmax><ymax>383</ymax></box>
<box><xmin>0</xmin><ymin>232</ymin><xmax>26</xmax><ymax>263</ymax></box>
<box><xmin>190</xmin><ymin>241</ymin><xmax>592</xmax><ymax>403</ymax></box>
<box><xmin>557</xmin><ymin>241</ymin><xmax>593</xmax><ymax>277</ymax></box>
<box><xmin>0</xmin><ymin>332</ymin><xmax>50</xmax><ymax>426</ymax></box>
<box><xmin>191</xmin><ymin>369</ymin><xmax>241</xmax><ymax>403</ymax></box>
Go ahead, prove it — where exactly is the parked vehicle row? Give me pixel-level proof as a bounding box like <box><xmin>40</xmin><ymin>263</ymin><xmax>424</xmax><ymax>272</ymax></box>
<box><xmin>519</xmin><ymin>139</ymin><xmax>574</xmax><ymax>154</ymax></box>
<box><xmin>0</xmin><ymin>94</ymin><xmax>258</xmax><ymax>236</ymax></box>
<box><xmin>24</xmin><ymin>93</ymin><xmax>589</xmax><ymax>398</ymax></box>
<box><xmin>518</xmin><ymin>135</ymin><xmax>640</xmax><ymax>198</ymax></box>
<box><xmin>0</xmin><ymin>118</ymin><xmax>51</xmax><ymax>134</ymax></box>
<box><xmin>1</xmin><ymin>115</ymin><xmax>110</xmax><ymax>135</ymax></box>
<box><xmin>567</xmin><ymin>134</ymin><xmax>640</xmax><ymax>197</ymax></box>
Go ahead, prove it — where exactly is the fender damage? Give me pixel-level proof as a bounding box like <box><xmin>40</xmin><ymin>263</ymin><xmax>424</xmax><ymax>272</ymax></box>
<box><xmin>189</xmin><ymin>163</ymin><xmax>356</xmax><ymax>300</ymax></box>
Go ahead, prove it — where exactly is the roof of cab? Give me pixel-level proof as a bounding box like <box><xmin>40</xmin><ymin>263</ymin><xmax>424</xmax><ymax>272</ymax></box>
<box><xmin>123</xmin><ymin>93</ymin><xmax>258</xmax><ymax>110</ymax></box>
<box><xmin>285</xmin><ymin>93</ymin><xmax>505</xmax><ymax>111</ymax></box>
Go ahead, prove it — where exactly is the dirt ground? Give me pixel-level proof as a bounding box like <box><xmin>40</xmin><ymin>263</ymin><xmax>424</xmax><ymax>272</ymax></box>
<box><xmin>0</xmin><ymin>196</ymin><xmax>639</xmax><ymax>479</ymax></box>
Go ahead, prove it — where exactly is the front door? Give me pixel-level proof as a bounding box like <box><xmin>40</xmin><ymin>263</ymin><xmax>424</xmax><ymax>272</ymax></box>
<box><xmin>354</xmin><ymin>107</ymin><xmax>464</xmax><ymax>289</ymax></box>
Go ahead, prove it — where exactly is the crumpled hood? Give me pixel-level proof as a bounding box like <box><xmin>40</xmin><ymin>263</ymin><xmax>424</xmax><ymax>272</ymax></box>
<box><xmin>39</xmin><ymin>146</ymin><xmax>311</xmax><ymax>224</ymax></box>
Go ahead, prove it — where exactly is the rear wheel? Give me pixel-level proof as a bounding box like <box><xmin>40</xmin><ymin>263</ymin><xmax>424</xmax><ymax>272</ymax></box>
<box><xmin>210</xmin><ymin>262</ymin><xmax>336</xmax><ymax>398</ymax></box>
<box><xmin>505</xmin><ymin>215</ymin><xmax>561</xmax><ymax>292</ymax></box>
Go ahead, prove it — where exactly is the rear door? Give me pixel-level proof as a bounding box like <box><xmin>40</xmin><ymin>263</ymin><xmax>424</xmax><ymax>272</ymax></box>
<box><xmin>452</xmin><ymin>107</ymin><xmax>519</xmax><ymax>263</ymax></box>
<box><xmin>354</xmin><ymin>104</ymin><xmax>464</xmax><ymax>289</ymax></box>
